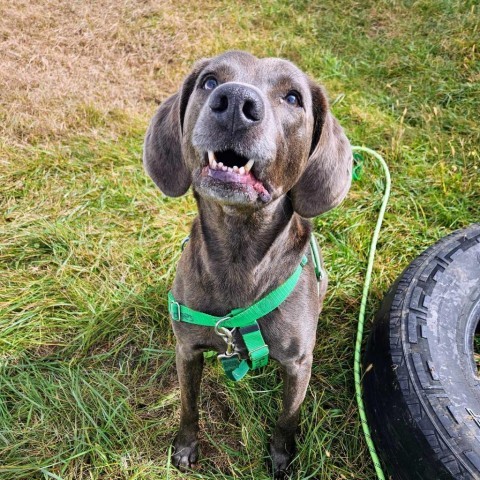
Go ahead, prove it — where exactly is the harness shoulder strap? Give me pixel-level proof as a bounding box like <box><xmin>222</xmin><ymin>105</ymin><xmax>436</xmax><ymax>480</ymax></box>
<box><xmin>168</xmin><ymin>255</ymin><xmax>307</xmax><ymax>328</ymax></box>
<box><xmin>309</xmin><ymin>234</ymin><xmax>325</xmax><ymax>282</ymax></box>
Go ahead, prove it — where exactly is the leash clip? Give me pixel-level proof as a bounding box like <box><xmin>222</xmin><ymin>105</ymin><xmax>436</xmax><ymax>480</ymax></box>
<box><xmin>218</xmin><ymin>350</ymin><xmax>241</xmax><ymax>361</ymax></box>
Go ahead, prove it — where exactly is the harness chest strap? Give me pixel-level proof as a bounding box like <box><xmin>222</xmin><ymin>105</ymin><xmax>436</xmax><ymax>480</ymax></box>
<box><xmin>168</xmin><ymin>234</ymin><xmax>324</xmax><ymax>381</ymax></box>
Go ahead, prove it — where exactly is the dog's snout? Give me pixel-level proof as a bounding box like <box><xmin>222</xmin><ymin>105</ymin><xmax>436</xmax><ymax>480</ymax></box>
<box><xmin>208</xmin><ymin>83</ymin><xmax>264</xmax><ymax>131</ymax></box>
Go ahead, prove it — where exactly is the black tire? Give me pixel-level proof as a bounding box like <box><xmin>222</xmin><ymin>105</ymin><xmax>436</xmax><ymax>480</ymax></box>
<box><xmin>363</xmin><ymin>223</ymin><xmax>480</xmax><ymax>480</ymax></box>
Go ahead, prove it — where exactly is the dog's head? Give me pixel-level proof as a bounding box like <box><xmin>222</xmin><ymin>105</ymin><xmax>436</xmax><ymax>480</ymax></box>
<box><xmin>144</xmin><ymin>51</ymin><xmax>352</xmax><ymax>217</ymax></box>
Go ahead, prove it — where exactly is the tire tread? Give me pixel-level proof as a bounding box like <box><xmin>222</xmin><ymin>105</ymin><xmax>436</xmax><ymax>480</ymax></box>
<box><xmin>364</xmin><ymin>224</ymin><xmax>480</xmax><ymax>480</ymax></box>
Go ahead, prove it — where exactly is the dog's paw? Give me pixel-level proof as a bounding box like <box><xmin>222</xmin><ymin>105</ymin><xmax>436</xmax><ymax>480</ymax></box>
<box><xmin>172</xmin><ymin>439</ymin><xmax>199</xmax><ymax>470</ymax></box>
<box><xmin>269</xmin><ymin>442</ymin><xmax>294</xmax><ymax>479</ymax></box>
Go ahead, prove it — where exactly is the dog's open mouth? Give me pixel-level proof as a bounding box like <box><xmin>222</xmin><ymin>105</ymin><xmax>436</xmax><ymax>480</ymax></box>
<box><xmin>201</xmin><ymin>150</ymin><xmax>271</xmax><ymax>203</ymax></box>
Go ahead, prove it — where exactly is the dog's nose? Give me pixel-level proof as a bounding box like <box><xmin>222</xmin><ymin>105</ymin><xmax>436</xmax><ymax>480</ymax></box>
<box><xmin>208</xmin><ymin>83</ymin><xmax>264</xmax><ymax>131</ymax></box>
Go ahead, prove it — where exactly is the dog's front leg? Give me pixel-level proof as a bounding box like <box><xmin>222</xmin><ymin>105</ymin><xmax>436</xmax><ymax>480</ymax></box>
<box><xmin>172</xmin><ymin>343</ymin><xmax>204</xmax><ymax>469</ymax></box>
<box><xmin>270</xmin><ymin>354</ymin><xmax>313</xmax><ymax>478</ymax></box>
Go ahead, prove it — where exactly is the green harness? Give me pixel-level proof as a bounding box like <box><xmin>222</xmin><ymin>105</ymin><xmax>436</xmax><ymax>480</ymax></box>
<box><xmin>168</xmin><ymin>234</ymin><xmax>324</xmax><ymax>381</ymax></box>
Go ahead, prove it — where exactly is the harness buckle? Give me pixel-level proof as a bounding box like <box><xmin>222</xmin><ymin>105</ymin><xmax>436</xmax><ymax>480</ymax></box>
<box><xmin>170</xmin><ymin>301</ymin><xmax>181</xmax><ymax>321</ymax></box>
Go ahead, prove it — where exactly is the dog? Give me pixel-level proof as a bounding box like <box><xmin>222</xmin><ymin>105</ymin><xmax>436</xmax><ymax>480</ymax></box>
<box><xmin>143</xmin><ymin>50</ymin><xmax>352</xmax><ymax>478</ymax></box>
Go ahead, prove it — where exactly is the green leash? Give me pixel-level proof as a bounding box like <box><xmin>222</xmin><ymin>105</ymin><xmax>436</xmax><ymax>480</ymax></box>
<box><xmin>352</xmin><ymin>146</ymin><xmax>390</xmax><ymax>480</ymax></box>
<box><xmin>168</xmin><ymin>235</ymin><xmax>323</xmax><ymax>382</ymax></box>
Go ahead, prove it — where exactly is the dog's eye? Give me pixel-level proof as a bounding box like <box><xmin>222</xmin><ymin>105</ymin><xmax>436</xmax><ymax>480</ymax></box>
<box><xmin>203</xmin><ymin>77</ymin><xmax>218</xmax><ymax>90</ymax></box>
<box><xmin>285</xmin><ymin>91</ymin><xmax>301</xmax><ymax>107</ymax></box>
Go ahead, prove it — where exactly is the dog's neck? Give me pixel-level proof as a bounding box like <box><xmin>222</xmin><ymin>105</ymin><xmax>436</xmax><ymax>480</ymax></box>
<box><xmin>197</xmin><ymin>195</ymin><xmax>294</xmax><ymax>263</ymax></box>
<box><xmin>183</xmin><ymin>194</ymin><xmax>311</xmax><ymax>309</ymax></box>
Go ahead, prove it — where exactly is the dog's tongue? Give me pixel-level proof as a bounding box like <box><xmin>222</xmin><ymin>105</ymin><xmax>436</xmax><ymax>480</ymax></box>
<box><xmin>207</xmin><ymin>168</ymin><xmax>271</xmax><ymax>202</ymax></box>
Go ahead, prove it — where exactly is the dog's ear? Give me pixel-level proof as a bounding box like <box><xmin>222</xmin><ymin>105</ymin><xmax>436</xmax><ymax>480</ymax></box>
<box><xmin>143</xmin><ymin>59</ymin><xmax>209</xmax><ymax>197</ymax></box>
<box><xmin>289</xmin><ymin>81</ymin><xmax>352</xmax><ymax>218</ymax></box>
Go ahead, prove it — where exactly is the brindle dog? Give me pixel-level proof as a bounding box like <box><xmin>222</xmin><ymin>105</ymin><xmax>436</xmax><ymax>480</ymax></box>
<box><xmin>143</xmin><ymin>51</ymin><xmax>352</xmax><ymax>478</ymax></box>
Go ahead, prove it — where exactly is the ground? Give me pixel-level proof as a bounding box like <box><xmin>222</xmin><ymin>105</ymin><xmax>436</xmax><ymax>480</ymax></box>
<box><xmin>0</xmin><ymin>1</ymin><xmax>479</xmax><ymax>479</ymax></box>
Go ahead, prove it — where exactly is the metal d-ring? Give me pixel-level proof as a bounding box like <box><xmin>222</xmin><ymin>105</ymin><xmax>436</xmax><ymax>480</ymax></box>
<box><xmin>214</xmin><ymin>317</ymin><xmax>236</xmax><ymax>356</ymax></box>
<box><xmin>214</xmin><ymin>316</ymin><xmax>231</xmax><ymax>338</ymax></box>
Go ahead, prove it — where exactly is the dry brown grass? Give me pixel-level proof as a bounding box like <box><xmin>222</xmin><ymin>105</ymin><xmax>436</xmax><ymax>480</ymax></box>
<box><xmin>0</xmin><ymin>0</ymin><xmax>247</xmax><ymax>144</ymax></box>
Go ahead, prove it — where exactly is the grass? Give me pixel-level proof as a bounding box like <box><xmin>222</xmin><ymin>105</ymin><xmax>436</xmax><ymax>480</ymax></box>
<box><xmin>1</xmin><ymin>0</ymin><xmax>479</xmax><ymax>478</ymax></box>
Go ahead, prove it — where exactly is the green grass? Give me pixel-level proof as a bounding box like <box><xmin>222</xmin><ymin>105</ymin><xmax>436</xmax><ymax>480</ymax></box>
<box><xmin>1</xmin><ymin>1</ymin><xmax>479</xmax><ymax>479</ymax></box>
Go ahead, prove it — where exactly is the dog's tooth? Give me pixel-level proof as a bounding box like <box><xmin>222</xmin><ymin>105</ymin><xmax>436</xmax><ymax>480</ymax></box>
<box><xmin>222</xmin><ymin>166</ymin><xmax>228</xmax><ymax>171</ymax></box>
<box><xmin>218</xmin><ymin>162</ymin><xmax>224</xmax><ymax>168</ymax></box>
<box><xmin>244</xmin><ymin>159</ymin><xmax>254</xmax><ymax>173</ymax></box>
<box><xmin>208</xmin><ymin>151</ymin><xmax>216</xmax><ymax>167</ymax></box>
<box><xmin>227</xmin><ymin>167</ymin><xmax>233</xmax><ymax>173</ymax></box>
<box><xmin>233</xmin><ymin>166</ymin><xmax>239</xmax><ymax>173</ymax></box>
<box><xmin>212</xmin><ymin>159</ymin><xmax>218</xmax><ymax>169</ymax></box>
<box><xmin>239</xmin><ymin>167</ymin><xmax>245</xmax><ymax>175</ymax></box>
